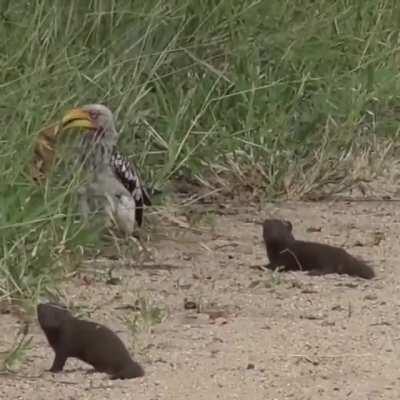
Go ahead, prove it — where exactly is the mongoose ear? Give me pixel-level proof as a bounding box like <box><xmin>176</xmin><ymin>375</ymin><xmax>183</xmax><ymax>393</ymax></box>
<box><xmin>283</xmin><ymin>220</ymin><xmax>293</xmax><ymax>232</ymax></box>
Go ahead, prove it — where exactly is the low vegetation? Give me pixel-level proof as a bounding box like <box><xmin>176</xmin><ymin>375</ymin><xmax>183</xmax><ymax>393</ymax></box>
<box><xmin>1</xmin><ymin>0</ymin><xmax>399</xmax><ymax>302</ymax></box>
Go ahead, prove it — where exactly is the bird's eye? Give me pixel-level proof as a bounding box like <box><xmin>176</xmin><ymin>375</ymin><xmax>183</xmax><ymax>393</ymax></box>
<box><xmin>89</xmin><ymin>111</ymin><xmax>98</xmax><ymax>120</ymax></box>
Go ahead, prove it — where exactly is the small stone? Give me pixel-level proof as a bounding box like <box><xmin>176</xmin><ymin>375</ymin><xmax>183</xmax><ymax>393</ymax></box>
<box><xmin>184</xmin><ymin>299</ymin><xmax>197</xmax><ymax>310</ymax></box>
<box><xmin>106</xmin><ymin>277</ymin><xmax>121</xmax><ymax>285</ymax></box>
<box><xmin>177</xmin><ymin>279</ymin><xmax>191</xmax><ymax>290</ymax></box>
<box><xmin>321</xmin><ymin>320</ymin><xmax>335</xmax><ymax>327</ymax></box>
<box><xmin>248</xmin><ymin>280</ymin><xmax>261</xmax><ymax>289</ymax></box>
<box><xmin>306</xmin><ymin>226</ymin><xmax>321</xmax><ymax>233</ymax></box>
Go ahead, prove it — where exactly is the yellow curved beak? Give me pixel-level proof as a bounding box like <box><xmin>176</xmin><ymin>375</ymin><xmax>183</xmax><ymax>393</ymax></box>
<box><xmin>62</xmin><ymin>108</ymin><xmax>95</xmax><ymax>130</ymax></box>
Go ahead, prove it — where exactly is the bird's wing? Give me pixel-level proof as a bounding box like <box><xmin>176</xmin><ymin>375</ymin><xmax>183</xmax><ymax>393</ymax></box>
<box><xmin>110</xmin><ymin>151</ymin><xmax>150</xmax><ymax>226</ymax></box>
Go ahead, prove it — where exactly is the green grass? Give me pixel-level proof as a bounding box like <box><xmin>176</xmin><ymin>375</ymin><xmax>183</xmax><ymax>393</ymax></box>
<box><xmin>0</xmin><ymin>322</ymin><xmax>32</xmax><ymax>373</ymax></box>
<box><xmin>1</xmin><ymin>0</ymin><xmax>400</xmax><ymax>302</ymax></box>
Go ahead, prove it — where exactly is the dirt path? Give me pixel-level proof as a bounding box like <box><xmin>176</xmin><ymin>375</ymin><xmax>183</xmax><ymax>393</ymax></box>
<box><xmin>1</xmin><ymin>200</ymin><xmax>400</xmax><ymax>399</ymax></box>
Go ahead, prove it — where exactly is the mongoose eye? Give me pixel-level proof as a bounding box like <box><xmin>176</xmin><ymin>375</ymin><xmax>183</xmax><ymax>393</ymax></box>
<box><xmin>283</xmin><ymin>220</ymin><xmax>293</xmax><ymax>231</ymax></box>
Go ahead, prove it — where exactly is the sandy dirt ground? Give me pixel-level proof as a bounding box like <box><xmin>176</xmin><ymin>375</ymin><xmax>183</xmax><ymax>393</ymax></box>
<box><xmin>1</xmin><ymin>199</ymin><xmax>400</xmax><ymax>400</ymax></box>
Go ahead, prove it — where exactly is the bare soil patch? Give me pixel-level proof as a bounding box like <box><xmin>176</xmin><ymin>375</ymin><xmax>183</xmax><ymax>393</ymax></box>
<box><xmin>1</xmin><ymin>199</ymin><xmax>399</xmax><ymax>399</ymax></box>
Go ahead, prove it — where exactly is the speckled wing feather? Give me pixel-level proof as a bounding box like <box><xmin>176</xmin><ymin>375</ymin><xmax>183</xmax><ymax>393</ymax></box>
<box><xmin>110</xmin><ymin>151</ymin><xmax>151</xmax><ymax>227</ymax></box>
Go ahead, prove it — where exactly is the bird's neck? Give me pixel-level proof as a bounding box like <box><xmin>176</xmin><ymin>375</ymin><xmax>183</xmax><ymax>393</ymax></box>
<box><xmin>79</xmin><ymin>128</ymin><xmax>117</xmax><ymax>172</ymax></box>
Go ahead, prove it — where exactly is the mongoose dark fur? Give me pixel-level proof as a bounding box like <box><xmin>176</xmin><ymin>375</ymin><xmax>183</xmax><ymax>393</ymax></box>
<box><xmin>262</xmin><ymin>219</ymin><xmax>375</xmax><ymax>279</ymax></box>
<box><xmin>37</xmin><ymin>302</ymin><xmax>144</xmax><ymax>379</ymax></box>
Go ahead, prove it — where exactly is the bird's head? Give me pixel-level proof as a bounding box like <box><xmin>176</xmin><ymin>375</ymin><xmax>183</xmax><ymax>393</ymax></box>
<box><xmin>61</xmin><ymin>104</ymin><xmax>118</xmax><ymax>146</ymax></box>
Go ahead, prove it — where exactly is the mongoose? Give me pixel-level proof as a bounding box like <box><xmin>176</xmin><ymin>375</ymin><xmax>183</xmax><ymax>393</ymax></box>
<box><xmin>37</xmin><ymin>302</ymin><xmax>144</xmax><ymax>379</ymax></box>
<box><xmin>262</xmin><ymin>219</ymin><xmax>375</xmax><ymax>279</ymax></box>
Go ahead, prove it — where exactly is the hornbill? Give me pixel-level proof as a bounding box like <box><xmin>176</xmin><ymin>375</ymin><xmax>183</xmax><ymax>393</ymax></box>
<box><xmin>60</xmin><ymin>104</ymin><xmax>151</xmax><ymax>235</ymax></box>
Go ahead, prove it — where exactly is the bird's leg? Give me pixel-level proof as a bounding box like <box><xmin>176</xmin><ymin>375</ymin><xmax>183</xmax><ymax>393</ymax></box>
<box><xmin>106</xmin><ymin>226</ymin><xmax>124</xmax><ymax>258</ymax></box>
<box><xmin>130</xmin><ymin>232</ymin><xmax>147</xmax><ymax>252</ymax></box>
<box><xmin>128</xmin><ymin>231</ymin><xmax>154</xmax><ymax>264</ymax></box>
